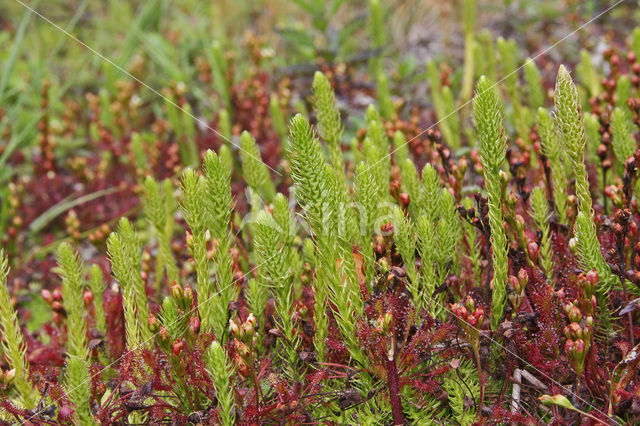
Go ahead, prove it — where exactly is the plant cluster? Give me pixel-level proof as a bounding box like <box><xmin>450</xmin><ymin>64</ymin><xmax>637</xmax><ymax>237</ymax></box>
<box><xmin>3</xmin><ymin>1</ymin><xmax>640</xmax><ymax>425</ymax></box>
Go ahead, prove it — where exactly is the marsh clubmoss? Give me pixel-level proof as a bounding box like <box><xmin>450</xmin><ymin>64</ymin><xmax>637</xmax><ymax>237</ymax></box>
<box><xmin>4</xmin><ymin>20</ymin><xmax>640</xmax><ymax>423</ymax></box>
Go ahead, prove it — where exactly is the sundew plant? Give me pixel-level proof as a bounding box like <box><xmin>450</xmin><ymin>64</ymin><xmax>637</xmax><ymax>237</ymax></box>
<box><xmin>2</xmin><ymin>0</ymin><xmax>640</xmax><ymax>424</ymax></box>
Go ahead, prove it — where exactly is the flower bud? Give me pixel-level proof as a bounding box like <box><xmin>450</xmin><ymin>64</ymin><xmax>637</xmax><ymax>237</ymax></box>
<box><xmin>183</xmin><ymin>286</ymin><xmax>194</xmax><ymax>306</ymax></box>
<box><xmin>157</xmin><ymin>326</ymin><xmax>171</xmax><ymax>348</ymax></box>
<box><xmin>41</xmin><ymin>289</ymin><xmax>53</xmax><ymax>304</ymax></box>
<box><xmin>246</xmin><ymin>313</ymin><xmax>256</xmax><ymax>328</ymax></box>
<box><xmin>454</xmin><ymin>294</ymin><xmax>467</xmax><ymax>311</ymax></box>
<box><xmin>229</xmin><ymin>321</ymin><xmax>240</xmax><ymax>337</ymax></box>
<box><xmin>499</xmin><ymin>169</ymin><xmax>509</xmax><ymax>185</ymax></box>
<box><xmin>240</xmin><ymin>321</ymin><xmax>254</xmax><ymax>340</ymax></box>
<box><xmin>508</xmin><ymin>275</ymin><xmax>519</xmax><ymax>291</ymax></box>
<box><xmin>527</xmin><ymin>242</ymin><xmax>539</xmax><ymax>262</ymax></box>
<box><xmin>83</xmin><ymin>290</ymin><xmax>94</xmax><ymax>307</ymax></box>
<box><xmin>148</xmin><ymin>314</ymin><xmax>160</xmax><ymax>333</ymax></box>
<box><xmin>458</xmin><ymin>305</ymin><xmax>469</xmax><ymax>321</ymax></box>
<box><xmin>52</xmin><ymin>288</ymin><xmax>63</xmax><ymax>301</ymax></box>
<box><xmin>515</xmin><ymin>214</ymin><xmax>525</xmax><ymax>232</ymax></box>
<box><xmin>234</xmin><ymin>353</ymin><xmax>250</xmax><ymax>377</ymax></box>
<box><xmin>3</xmin><ymin>369</ymin><xmax>15</xmax><ymax>385</ymax></box>
<box><xmin>172</xmin><ymin>339</ymin><xmax>184</xmax><ymax>357</ymax></box>
<box><xmin>564</xmin><ymin>339</ymin><xmax>575</xmax><ymax>354</ymax></box>
<box><xmin>233</xmin><ymin>338</ymin><xmax>250</xmax><ymax>358</ymax></box>
<box><xmin>517</xmin><ymin>269</ymin><xmax>529</xmax><ymax>289</ymax></box>
<box><xmin>170</xmin><ymin>283</ymin><xmax>183</xmax><ymax>301</ymax></box>
<box><xmin>188</xmin><ymin>316</ymin><xmax>200</xmax><ymax>337</ymax></box>
<box><xmin>459</xmin><ymin>156</ymin><xmax>468</xmax><ymax>175</ymax></box>
<box><xmin>51</xmin><ymin>301</ymin><xmax>64</xmax><ymax>312</ymax></box>
<box><xmin>585</xmin><ymin>315</ymin><xmax>594</xmax><ymax>327</ymax></box>
<box><xmin>568</xmin><ymin>303</ymin><xmax>582</xmax><ymax>323</ymax></box>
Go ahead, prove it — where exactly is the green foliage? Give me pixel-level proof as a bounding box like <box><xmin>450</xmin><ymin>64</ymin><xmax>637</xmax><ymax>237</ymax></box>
<box><xmin>164</xmin><ymin>96</ymin><xmax>199</xmax><ymax>167</ymax></box>
<box><xmin>611</xmin><ymin>106</ymin><xmax>636</xmax><ymax>174</ymax></box>
<box><xmin>107</xmin><ymin>218</ymin><xmax>153</xmax><ymax>349</ymax></box>
<box><xmin>89</xmin><ymin>264</ymin><xmax>106</xmax><ymax>335</ymax></box>
<box><xmin>289</xmin><ymin>113</ymin><xmax>362</xmax><ymax>366</ymax></box>
<box><xmin>554</xmin><ymin>66</ymin><xmax>615</xmax><ymax>293</ymax></box>
<box><xmin>219</xmin><ymin>144</ymin><xmax>234</xmax><ymax>175</ymax></box>
<box><xmin>576</xmin><ymin>49</ymin><xmax>601</xmax><ymax>98</ymax></box>
<box><xmin>209</xmin><ymin>39</ymin><xmax>231</xmax><ymax>112</ymax></box>
<box><xmin>633</xmin><ymin>27</ymin><xmax>640</xmax><ymax>60</ymax></box>
<box><xmin>288</xmin><ymin>114</ymin><xmax>335</xmax><ymax>238</ymax></box>
<box><xmin>441</xmin><ymin>86</ymin><xmax>461</xmax><ymax>149</ymax></box>
<box><xmin>7</xmin><ymin>12</ymin><xmax>640</xmax><ymax>423</ymax></box>
<box><xmin>574</xmin><ymin>211</ymin><xmax>617</xmax><ymax>292</ymax></box>
<box><xmin>180</xmin><ymin>168</ymin><xmax>213</xmax><ymax>329</ymax></box>
<box><xmin>390</xmin><ymin>206</ymin><xmax>417</xmax><ymax>294</ymax></box>
<box><xmin>366</xmin><ymin>108</ymin><xmax>391</xmax><ymax>200</ymax></box>
<box><xmin>554</xmin><ymin>65</ymin><xmax>592</xmax><ymax>214</ymax></box>
<box><xmin>400</xmin><ymin>158</ymin><xmax>421</xmax><ymax>218</ymax></box>
<box><xmin>443</xmin><ymin>360</ymin><xmax>479</xmax><ymax>425</ymax></box>
<box><xmin>416</xmin><ymin>215</ymin><xmax>437</xmax><ymax>311</ymax></box>
<box><xmin>497</xmin><ymin>37</ymin><xmax>529</xmax><ymax>142</ymax></box>
<box><xmin>255</xmin><ymin>209</ymin><xmax>298</xmax><ymax>376</ymax></box>
<box><xmin>246</xmin><ymin>277</ymin><xmax>268</xmax><ymax>339</ymax></box>
<box><xmin>144</xmin><ymin>176</ymin><xmax>179</xmax><ymax>290</ymax></box>
<box><xmin>376</xmin><ymin>72</ymin><xmax>393</xmax><ymax>119</ymax></box>
<box><xmin>392</xmin><ymin>130</ymin><xmax>409</xmax><ymax>167</ymax></box>
<box><xmin>537</xmin><ymin>107</ymin><xmax>568</xmax><ymax>225</ymax></box>
<box><xmin>473</xmin><ymin>76</ymin><xmax>508</xmax><ymax>330</ymax></box>
<box><xmin>461</xmin><ymin>197</ymin><xmax>482</xmax><ymax>281</ymax></box>
<box><xmin>460</xmin><ymin>0</ymin><xmax>475</xmax><ymax>102</ymax></box>
<box><xmin>56</xmin><ymin>243</ymin><xmax>95</xmax><ymax>425</ymax></box>
<box><xmin>524</xmin><ymin>59</ymin><xmax>544</xmax><ymax>109</ymax></box>
<box><xmin>240</xmin><ymin>131</ymin><xmax>276</xmax><ymax>203</ymax></box>
<box><xmin>270</xmin><ymin>93</ymin><xmax>288</xmax><ymax>140</ymax></box>
<box><xmin>615</xmin><ymin>75</ymin><xmax>631</xmax><ymax>109</ymax></box>
<box><xmin>584</xmin><ymin>113</ymin><xmax>601</xmax><ymax>166</ymax></box>
<box><xmin>217</xmin><ymin>109</ymin><xmax>232</xmax><ymax>141</ymax></box>
<box><xmin>435</xmin><ymin>190</ymin><xmax>462</xmax><ymax>278</ymax></box>
<box><xmin>206</xmin><ymin>342</ymin><xmax>235</xmax><ymax>426</ymax></box>
<box><xmin>368</xmin><ymin>0</ymin><xmax>384</xmax><ymax>75</ymax></box>
<box><xmin>426</xmin><ymin>61</ymin><xmax>460</xmax><ymax>148</ymax></box>
<box><xmin>474</xmin><ymin>30</ymin><xmax>497</xmax><ymax>82</ymax></box>
<box><xmin>355</xmin><ymin>161</ymin><xmax>378</xmax><ymax>252</ymax></box>
<box><xmin>529</xmin><ymin>187</ymin><xmax>555</xmax><ymax>283</ymax></box>
<box><xmin>0</xmin><ymin>251</ymin><xmax>37</xmax><ymax>409</ymax></box>
<box><xmin>497</xmin><ymin>37</ymin><xmax>520</xmax><ymax>104</ymax></box>
<box><xmin>202</xmin><ymin>150</ymin><xmax>235</xmax><ymax>339</ymax></box>
<box><xmin>312</xmin><ymin>70</ymin><xmax>349</xmax><ymax>206</ymax></box>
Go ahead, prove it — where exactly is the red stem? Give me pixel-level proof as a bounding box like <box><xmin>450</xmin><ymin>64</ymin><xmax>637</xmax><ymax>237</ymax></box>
<box><xmin>386</xmin><ymin>355</ymin><xmax>404</xmax><ymax>425</ymax></box>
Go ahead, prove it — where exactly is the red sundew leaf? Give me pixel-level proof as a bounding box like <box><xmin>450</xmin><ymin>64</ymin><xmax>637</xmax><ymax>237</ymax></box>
<box><xmin>491</xmin><ymin>405</ymin><xmax>537</xmax><ymax>424</ymax></box>
<box><xmin>405</xmin><ymin>378</ymin><xmax>440</xmax><ymax>394</ymax></box>
<box><xmin>0</xmin><ymin>399</ymin><xmax>32</xmax><ymax>419</ymax></box>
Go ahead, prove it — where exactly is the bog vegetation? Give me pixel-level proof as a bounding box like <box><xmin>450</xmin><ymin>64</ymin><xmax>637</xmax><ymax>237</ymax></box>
<box><xmin>1</xmin><ymin>0</ymin><xmax>640</xmax><ymax>424</ymax></box>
